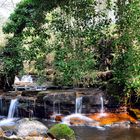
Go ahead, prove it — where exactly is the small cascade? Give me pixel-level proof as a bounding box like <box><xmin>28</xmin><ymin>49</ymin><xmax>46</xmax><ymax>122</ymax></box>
<box><xmin>14</xmin><ymin>76</ymin><xmax>20</xmax><ymax>83</ymax></box>
<box><xmin>52</xmin><ymin>94</ymin><xmax>61</xmax><ymax>115</ymax></box>
<box><xmin>53</xmin><ymin>101</ymin><xmax>56</xmax><ymax>114</ymax></box>
<box><xmin>51</xmin><ymin>100</ymin><xmax>61</xmax><ymax>122</ymax></box>
<box><xmin>99</xmin><ymin>96</ymin><xmax>106</xmax><ymax>117</ymax></box>
<box><xmin>33</xmin><ymin>98</ymin><xmax>36</xmax><ymax>117</ymax></box>
<box><xmin>44</xmin><ymin>102</ymin><xmax>47</xmax><ymax>118</ymax></box>
<box><xmin>100</xmin><ymin>96</ymin><xmax>104</xmax><ymax>114</ymax></box>
<box><xmin>53</xmin><ymin>101</ymin><xmax>61</xmax><ymax>115</ymax></box>
<box><xmin>52</xmin><ymin>95</ymin><xmax>56</xmax><ymax>114</ymax></box>
<box><xmin>58</xmin><ymin>102</ymin><xmax>61</xmax><ymax>114</ymax></box>
<box><xmin>75</xmin><ymin>97</ymin><xmax>83</xmax><ymax>114</ymax></box>
<box><xmin>8</xmin><ymin>99</ymin><xmax>18</xmax><ymax>119</ymax></box>
<box><xmin>62</xmin><ymin>114</ymin><xmax>94</xmax><ymax>126</ymax></box>
<box><xmin>0</xmin><ymin>97</ymin><xmax>3</xmax><ymax>114</ymax></box>
<box><xmin>21</xmin><ymin>75</ymin><xmax>33</xmax><ymax>83</ymax></box>
<box><xmin>27</xmin><ymin>99</ymin><xmax>35</xmax><ymax>119</ymax></box>
<box><xmin>29</xmin><ymin>109</ymin><xmax>34</xmax><ymax>119</ymax></box>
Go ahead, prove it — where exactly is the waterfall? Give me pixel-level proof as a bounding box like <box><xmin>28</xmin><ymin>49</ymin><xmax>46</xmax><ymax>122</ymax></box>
<box><xmin>53</xmin><ymin>101</ymin><xmax>61</xmax><ymax>114</ymax></box>
<box><xmin>0</xmin><ymin>97</ymin><xmax>3</xmax><ymax>114</ymax></box>
<box><xmin>53</xmin><ymin>101</ymin><xmax>56</xmax><ymax>114</ymax></box>
<box><xmin>58</xmin><ymin>102</ymin><xmax>61</xmax><ymax>114</ymax></box>
<box><xmin>75</xmin><ymin>97</ymin><xmax>83</xmax><ymax>114</ymax></box>
<box><xmin>44</xmin><ymin>102</ymin><xmax>47</xmax><ymax>118</ymax></box>
<box><xmin>8</xmin><ymin>99</ymin><xmax>18</xmax><ymax>118</ymax></box>
<box><xmin>99</xmin><ymin>96</ymin><xmax>107</xmax><ymax>117</ymax></box>
<box><xmin>100</xmin><ymin>96</ymin><xmax>104</xmax><ymax>114</ymax></box>
<box><xmin>29</xmin><ymin>109</ymin><xmax>34</xmax><ymax>119</ymax></box>
<box><xmin>21</xmin><ymin>75</ymin><xmax>33</xmax><ymax>83</ymax></box>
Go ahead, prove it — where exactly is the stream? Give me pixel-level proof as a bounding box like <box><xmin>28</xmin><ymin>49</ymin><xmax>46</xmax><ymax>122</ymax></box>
<box><xmin>0</xmin><ymin>89</ymin><xmax>140</xmax><ymax>140</ymax></box>
<box><xmin>73</xmin><ymin>126</ymin><xmax>140</xmax><ymax>140</ymax></box>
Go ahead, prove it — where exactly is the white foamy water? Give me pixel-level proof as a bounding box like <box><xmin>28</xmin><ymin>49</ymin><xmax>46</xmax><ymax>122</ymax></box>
<box><xmin>75</xmin><ymin>97</ymin><xmax>83</xmax><ymax>114</ymax></box>
<box><xmin>99</xmin><ymin>96</ymin><xmax>108</xmax><ymax>117</ymax></box>
<box><xmin>21</xmin><ymin>75</ymin><xmax>33</xmax><ymax>83</ymax></box>
<box><xmin>14</xmin><ymin>75</ymin><xmax>33</xmax><ymax>84</ymax></box>
<box><xmin>8</xmin><ymin>99</ymin><xmax>18</xmax><ymax>119</ymax></box>
<box><xmin>100</xmin><ymin>96</ymin><xmax>104</xmax><ymax>114</ymax></box>
<box><xmin>62</xmin><ymin>114</ymin><xmax>93</xmax><ymax>125</ymax></box>
<box><xmin>0</xmin><ymin>118</ymin><xmax>16</xmax><ymax>126</ymax></box>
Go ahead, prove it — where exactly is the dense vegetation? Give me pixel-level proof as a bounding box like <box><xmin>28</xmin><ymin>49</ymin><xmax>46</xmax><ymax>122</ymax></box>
<box><xmin>1</xmin><ymin>0</ymin><xmax>140</xmax><ymax>104</ymax></box>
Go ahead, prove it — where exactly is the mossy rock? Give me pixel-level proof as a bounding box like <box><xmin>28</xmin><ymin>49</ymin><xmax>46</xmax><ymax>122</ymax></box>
<box><xmin>48</xmin><ymin>124</ymin><xmax>76</xmax><ymax>140</ymax></box>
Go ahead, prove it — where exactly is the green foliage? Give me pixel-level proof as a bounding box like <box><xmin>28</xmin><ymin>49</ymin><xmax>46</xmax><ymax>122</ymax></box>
<box><xmin>1</xmin><ymin>0</ymin><xmax>115</xmax><ymax>88</ymax></box>
<box><xmin>1</xmin><ymin>0</ymin><xmax>47</xmax><ymax>80</ymax></box>
<box><xmin>113</xmin><ymin>46</ymin><xmax>140</xmax><ymax>94</ymax></box>
<box><xmin>49</xmin><ymin>124</ymin><xmax>76</xmax><ymax>140</ymax></box>
<box><xmin>2</xmin><ymin>0</ymin><xmax>140</xmax><ymax>105</ymax></box>
<box><xmin>1</xmin><ymin>36</ymin><xmax>23</xmax><ymax>73</ymax></box>
<box><xmin>48</xmin><ymin>0</ymin><xmax>112</xmax><ymax>87</ymax></box>
<box><xmin>113</xmin><ymin>0</ymin><xmax>140</xmax><ymax>96</ymax></box>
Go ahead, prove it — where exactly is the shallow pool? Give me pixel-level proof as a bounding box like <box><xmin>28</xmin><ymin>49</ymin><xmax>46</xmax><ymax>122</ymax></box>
<box><xmin>73</xmin><ymin>126</ymin><xmax>140</xmax><ymax>140</ymax></box>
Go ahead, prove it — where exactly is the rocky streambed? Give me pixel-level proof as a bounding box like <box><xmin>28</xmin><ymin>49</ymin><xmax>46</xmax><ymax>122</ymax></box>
<box><xmin>0</xmin><ymin>115</ymin><xmax>139</xmax><ymax>140</ymax></box>
<box><xmin>0</xmin><ymin>88</ymin><xmax>139</xmax><ymax>140</ymax></box>
<box><xmin>0</xmin><ymin>88</ymin><xmax>108</xmax><ymax>118</ymax></box>
<box><xmin>0</xmin><ymin>118</ymin><xmax>53</xmax><ymax>140</ymax></box>
<box><xmin>0</xmin><ymin>118</ymin><xmax>76</xmax><ymax>140</ymax></box>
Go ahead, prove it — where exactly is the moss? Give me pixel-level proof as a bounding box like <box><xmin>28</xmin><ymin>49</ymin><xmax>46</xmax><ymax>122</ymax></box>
<box><xmin>48</xmin><ymin>124</ymin><xmax>76</xmax><ymax>140</ymax></box>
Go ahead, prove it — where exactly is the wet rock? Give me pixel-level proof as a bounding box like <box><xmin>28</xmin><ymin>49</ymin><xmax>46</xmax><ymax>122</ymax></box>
<box><xmin>1</xmin><ymin>88</ymin><xmax>108</xmax><ymax>119</ymax></box>
<box><xmin>110</xmin><ymin>121</ymin><xmax>130</xmax><ymax>128</ymax></box>
<box><xmin>69</xmin><ymin>117</ymin><xmax>99</xmax><ymax>126</ymax></box>
<box><xmin>15</xmin><ymin>118</ymin><xmax>48</xmax><ymax>137</ymax></box>
<box><xmin>0</xmin><ymin>127</ymin><xmax>4</xmax><ymax>137</ymax></box>
<box><xmin>127</xmin><ymin>108</ymin><xmax>140</xmax><ymax>119</ymax></box>
<box><xmin>76</xmin><ymin>89</ymin><xmax>106</xmax><ymax>113</ymax></box>
<box><xmin>4</xmin><ymin>130</ymin><xmax>14</xmax><ymax>137</ymax></box>
<box><xmin>24</xmin><ymin>136</ymin><xmax>52</xmax><ymax>140</ymax></box>
<box><xmin>106</xmin><ymin>82</ymin><xmax>123</xmax><ymax>108</ymax></box>
<box><xmin>88</xmin><ymin>113</ymin><xmax>137</xmax><ymax>126</ymax></box>
<box><xmin>62</xmin><ymin>114</ymin><xmax>97</xmax><ymax>126</ymax></box>
<box><xmin>117</xmin><ymin>106</ymin><xmax>127</xmax><ymax>113</ymax></box>
<box><xmin>21</xmin><ymin>91</ymin><xmax>39</xmax><ymax>97</ymax></box>
<box><xmin>54</xmin><ymin>115</ymin><xmax>64</xmax><ymax>122</ymax></box>
<box><xmin>135</xmin><ymin>121</ymin><xmax>140</xmax><ymax>127</ymax></box>
<box><xmin>43</xmin><ymin>90</ymin><xmax>76</xmax><ymax>104</ymax></box>
<box><xmin>3</xmin><ymin>135</ymin><xmax>23</xmax><ymax>140</ymax></box>
<box><xmin>70</xmin><ymin>118</ymin><xmax>87</xmax><ymax>126</ymax></box>
<box><xmin>5</xmin><ymin>91</ymin><xmax>22</xmax><ymax>97</ymax></box>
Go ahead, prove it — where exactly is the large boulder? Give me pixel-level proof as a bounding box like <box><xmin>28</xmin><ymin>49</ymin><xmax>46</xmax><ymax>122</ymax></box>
<box><xmin>48</xmin><ymin>124</ymin><xmax>76</xmax><ymax>140</ymax></box>
<box><xmin>15</xmin><ymin>119</ymin><xmax>48</xmax><ymax>137</ymax></box>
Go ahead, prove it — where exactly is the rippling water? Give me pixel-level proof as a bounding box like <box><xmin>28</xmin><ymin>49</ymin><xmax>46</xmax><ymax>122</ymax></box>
<box><xmin>41</xmin><ymin>120</ymin><xmax>140</xmax><ymax>140</ymax></box>
<box><xmin>73</xmin><ymin>126</ymin><xmax>140</xmax><ymax>140</ymax></box>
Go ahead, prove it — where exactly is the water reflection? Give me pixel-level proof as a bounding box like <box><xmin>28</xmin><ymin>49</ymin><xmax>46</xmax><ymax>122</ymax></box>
<box><xmin>73</xmin><ymin>126</ymin><xmax>140</xmax><ymax>140</ymax></box>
